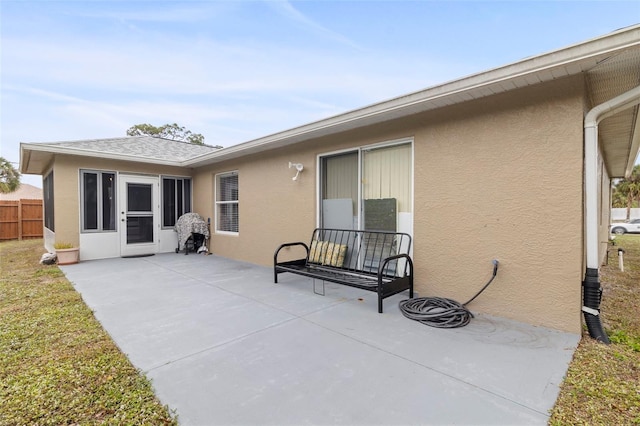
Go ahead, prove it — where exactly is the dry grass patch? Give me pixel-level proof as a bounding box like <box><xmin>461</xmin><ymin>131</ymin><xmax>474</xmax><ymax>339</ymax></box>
<box><xmin>0</xmin><ymin>239</ymin><xmax>177</xmax><ymax>425</ymax></box>
<box><xmin>550</xmin><ymin>235</ymin><xmax>640</xmax><ymax>425</ymax></box>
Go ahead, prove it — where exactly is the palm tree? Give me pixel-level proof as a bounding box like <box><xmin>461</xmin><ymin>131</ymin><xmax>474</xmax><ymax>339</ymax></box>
<box><xmin>612</xmin><ymin>165</ymin><xmax>640</xmax><ymax>220</ymax></box>
<box><xmin>0</xmin><ymin>157</ymin><xmax>21</xmax><ymax>194</ymax></box>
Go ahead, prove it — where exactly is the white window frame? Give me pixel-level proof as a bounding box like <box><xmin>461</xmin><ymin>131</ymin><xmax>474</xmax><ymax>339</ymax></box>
<box><xmin>215</xmin><ymin>170</ymin><xmax>239</xmax><ymax>235</ymax></box>
<box><xmin>80</xmin><ymin>169</ymin><xmax>117</xmax><ymax>233</ymax></box>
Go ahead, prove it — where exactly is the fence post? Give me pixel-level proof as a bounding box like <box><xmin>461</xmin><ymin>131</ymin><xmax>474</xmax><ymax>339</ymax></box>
<box><xmin>18</xmin><ymin>199</ymin><xmax>23</xmax><ymax>241</ymax></box>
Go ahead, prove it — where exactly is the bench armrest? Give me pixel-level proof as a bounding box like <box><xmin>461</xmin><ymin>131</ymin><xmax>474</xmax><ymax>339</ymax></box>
<box><xmin>378</xmin><ymin>253</ymin><xmax>413</xmax><ymax>278</ymax></box>
<box><xmin>274</xmin><ymin>242</ymin><xmax>309</xmax><ymax>264</ymax></box>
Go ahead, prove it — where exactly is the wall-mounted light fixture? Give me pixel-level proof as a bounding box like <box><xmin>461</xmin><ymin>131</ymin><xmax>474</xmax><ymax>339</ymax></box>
<box><xmin>289</xmin><ymin>162</ymin><xmax>304</xmax><ymax>181</ymax></box>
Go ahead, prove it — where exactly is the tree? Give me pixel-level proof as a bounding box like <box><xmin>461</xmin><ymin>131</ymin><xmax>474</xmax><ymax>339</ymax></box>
<box><xmin>612</xmin><ymin>164</ymin><xmax>640</xmax><ymax>220</ymax></box>
<box><xmin>127</xmin><ymin>123</ymin><xmax>205</xmax><ymax>145</ymax></box>
<box><xmin>0</xmin><ymin>157</ymin><xmax>21</xmax><ymax>194</ymax></box>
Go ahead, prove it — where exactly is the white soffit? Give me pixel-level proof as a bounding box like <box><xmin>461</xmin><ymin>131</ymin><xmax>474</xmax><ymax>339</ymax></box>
<box><xmin>586</xmin><ymin>47</ymin><xmax>640</xmax><ymax>177</ymax></box>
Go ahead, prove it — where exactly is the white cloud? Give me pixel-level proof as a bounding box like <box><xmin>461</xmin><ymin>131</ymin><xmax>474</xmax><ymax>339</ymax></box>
<box><xmin>3</xmin><ymin>31</ymin><xmax>449</xmax><ymax>103</ymax></box>
<box><xmin>267</xmin><ymin>1</ymin><xmax>361</xmax><ymax>49</ymax></box>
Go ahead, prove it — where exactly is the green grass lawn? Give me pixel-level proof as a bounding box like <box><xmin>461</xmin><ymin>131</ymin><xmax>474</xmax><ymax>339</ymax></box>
<box><xmin>550</xmin><ymin>235</ymin><xmax>640</xmax><ymax>425</ymax></box>
<box><xmin>0</xmin><ymin>239</ymin><xmax>177</xmax><ymax>425</ymax></box>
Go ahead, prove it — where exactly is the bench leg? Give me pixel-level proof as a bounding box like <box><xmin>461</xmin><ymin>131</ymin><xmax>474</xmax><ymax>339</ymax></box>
<box><xmin>313</xmin><ymin>279</ymin><xmax>325</xmax><ymax>296</ymax></box>
<box><xmin>274</xmin><ymin>269</ymin><xmax>278</xmax><ymax>284</ymax></box>
<box><xmin>378</xmin><ymin>295</ymin><xmax>383</xmax><ymax>313</ymax></box>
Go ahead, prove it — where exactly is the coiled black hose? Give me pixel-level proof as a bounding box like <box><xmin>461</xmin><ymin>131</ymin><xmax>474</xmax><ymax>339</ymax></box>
<box><xmin>399</xmin><ymin>260</ymin><xmax>499</xmax><ymax>328</ymax></box>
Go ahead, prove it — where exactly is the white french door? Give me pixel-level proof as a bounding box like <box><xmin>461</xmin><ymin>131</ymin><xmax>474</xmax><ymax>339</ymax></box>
<box><xmin>119</xmin><ymin>175</ymin><xmax>159</xmax><ymax>257</ymax></box>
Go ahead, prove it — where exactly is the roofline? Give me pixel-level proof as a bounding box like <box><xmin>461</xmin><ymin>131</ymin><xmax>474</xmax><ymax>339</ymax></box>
<box><xmin>19</xmin><ymin>136</ymin><xmax>220</xmax><ymax>174</ymax></box>
<box><xmin>20</xmin><ymin>141</ymin><xmax>191</xmax><ymax>172</ymax></box>
<box><xmin>186</xmin><ymin>24</ymin><xmax>640</xmax><ymax>167</ymax></box>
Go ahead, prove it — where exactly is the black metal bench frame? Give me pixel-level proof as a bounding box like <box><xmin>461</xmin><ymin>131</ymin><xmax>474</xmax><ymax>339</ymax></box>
<box><xmin>274</xmin><ymin>228</ymin><xmax>414</xmax><ymax>313</ymax></box>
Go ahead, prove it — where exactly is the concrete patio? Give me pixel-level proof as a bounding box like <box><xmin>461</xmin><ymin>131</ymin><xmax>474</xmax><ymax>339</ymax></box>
<box><xmin>61</xmin><ymin>253</ymin><xmax>580</xmax><ymax>425</ymax></box>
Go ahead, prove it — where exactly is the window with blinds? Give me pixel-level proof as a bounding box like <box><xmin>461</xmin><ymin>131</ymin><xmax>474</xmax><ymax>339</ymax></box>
<box><xmin>362</xmin><ymin>143</ymin><xmax>412</xmax><ymax>214</ymax></box>
<box><xmin>215</xmin><ymin>171</ymin><xmax>239</xmax><ymax>233</ymax></box>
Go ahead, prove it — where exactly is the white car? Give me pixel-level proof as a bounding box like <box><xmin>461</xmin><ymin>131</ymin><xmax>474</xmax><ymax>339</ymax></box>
<box><xmin>610</xmin><ymin>219</ymin><xmax>640</xmax><ymax>235</ymax></box>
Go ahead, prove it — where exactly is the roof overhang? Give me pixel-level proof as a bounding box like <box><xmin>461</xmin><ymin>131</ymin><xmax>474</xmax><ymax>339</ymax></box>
<box><xmin>19</xmin><ymin>136</ymin><xmax>220</xmax><ymax>175</ymax></box>
<box><xmin>20</xmin><ymin>142</ymin><xmax>188</xmax><ymax>175</ymax></box>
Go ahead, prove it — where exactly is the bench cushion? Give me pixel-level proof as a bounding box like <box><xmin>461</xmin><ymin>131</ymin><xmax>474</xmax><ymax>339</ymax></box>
<box><xmin>324</xmin><ymin>242</ymin><xmax>347</xmax><ymax>267</ymax></box>
<box><xmin>309</xmin><ymin>240</ymin><xmax>347</xmax><ymax>267</ymax></box>
<box><xmin>309</xmin><ymin>240</ymin><xmax>326</xmax><ymax>263</ymax></box>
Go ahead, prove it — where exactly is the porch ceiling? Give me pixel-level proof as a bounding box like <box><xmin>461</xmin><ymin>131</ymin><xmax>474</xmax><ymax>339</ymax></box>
<box><xmin>586</xmin><ymin>47</ymin><xmax>640</xmax><ymax>177</ymax></box>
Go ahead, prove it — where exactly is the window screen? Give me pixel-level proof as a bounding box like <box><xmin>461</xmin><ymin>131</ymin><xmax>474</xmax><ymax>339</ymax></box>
<box><xmin>83</xmin><ymin>172</ymin><xmax>98</xmax><ymax>230</ymax></box>
<box><xmin>162</xmin><ymin>177</ymin><xmax>192</xmax><ymax>227</ymax></box>
<box><xmin>81</xmin><ymin>170</ymin><xmax>116</xmax><ymax>232</ymax></box>
<box><xmin>43</xmin><ymin>171</ymin><xmax>55</xmax><ymax>232</ymax></box>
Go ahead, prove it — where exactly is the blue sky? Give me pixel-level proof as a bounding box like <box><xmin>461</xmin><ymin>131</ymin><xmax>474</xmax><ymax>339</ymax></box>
<box><xmin>2</xmin><ymin>1</ymin><xmax>639</xmax><ymax>187</ymax></box>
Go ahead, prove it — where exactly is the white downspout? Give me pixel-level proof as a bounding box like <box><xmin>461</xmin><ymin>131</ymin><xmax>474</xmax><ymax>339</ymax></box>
<box><xmin>583</xmin><ymin>85</ymin><xmax>640</xmax><ymax>343</ymax></box>
<box><xmin>584</xmin><ymin>85</ymin><xmax>640</xmax><ymax>269</ymax></box>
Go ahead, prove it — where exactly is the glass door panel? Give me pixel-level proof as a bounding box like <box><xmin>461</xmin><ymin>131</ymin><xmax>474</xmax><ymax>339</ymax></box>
<box><xmin>125</xmin><ymin>183</ymin><xmax>153</xmax><ymax>244</ymax></box>
<box><xmin>319</xmin><ymin>142</ymin><xmax>413</xmax><ymax>273</ymax></box>
<box><xmin>127</xmin><ymin>183</ymin><xmax>152</xmax><ymax>212</ymax></box>
<box><xmin>320</xmin><ymin>152</ymin><xmax>358</xmax><ymax>230</ymax></box>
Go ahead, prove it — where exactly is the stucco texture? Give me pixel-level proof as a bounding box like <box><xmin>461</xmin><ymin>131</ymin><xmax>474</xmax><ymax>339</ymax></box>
<box><xmin>412</xmin><ymin>78</ymin><xmax>585</xmax><ymax>334</ymax></box>
<box><xmin>194</xmin><ymin>144</ymin><xmax>318</xmax><ymax>264</ymax></box>
<box><xmin>196</xmin><ymin>76</ymin><xmax>587</xmax><ymax>334</ymax></box>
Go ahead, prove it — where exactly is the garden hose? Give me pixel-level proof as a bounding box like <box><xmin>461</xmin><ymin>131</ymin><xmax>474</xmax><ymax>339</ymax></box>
<box><xmin>398</xmin><ymin>260</ymin><xmax>499</xmax><ymax>328</ymax></box>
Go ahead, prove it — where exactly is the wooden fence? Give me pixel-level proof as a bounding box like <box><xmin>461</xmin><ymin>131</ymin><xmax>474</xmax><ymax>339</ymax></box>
<box><xmin>0</xmin><ymin>199</ymin><xmax>43</xmax><ymax>241</ymax></box>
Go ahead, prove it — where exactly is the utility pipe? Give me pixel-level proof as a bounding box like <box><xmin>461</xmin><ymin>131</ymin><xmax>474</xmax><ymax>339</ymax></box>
<box><xmin>583</xmin><ymin>85</ymin><xmax>640</xmax><ymax>343</ymax></box>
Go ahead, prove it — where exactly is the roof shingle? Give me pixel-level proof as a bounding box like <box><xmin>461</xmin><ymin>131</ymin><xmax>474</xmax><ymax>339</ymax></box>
<box><xmin>45</xmin><ymin>136</ymin><xmax>218</xmax><ymax>162</ymax></box>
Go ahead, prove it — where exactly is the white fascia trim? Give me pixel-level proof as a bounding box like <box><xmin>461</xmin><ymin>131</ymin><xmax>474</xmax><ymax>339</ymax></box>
<box><xmin>21</xmin><ymin>142</ymin><xmax>188</xmax><ymax>168</ymax></box>
<box><xmin>186</xmin><ymin>25</ymin><xmax>640</xmax><ymax>168</ymax></box>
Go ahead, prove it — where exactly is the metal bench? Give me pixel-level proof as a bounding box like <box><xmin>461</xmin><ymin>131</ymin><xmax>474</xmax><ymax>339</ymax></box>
<box><xmin>274</xmin><ymin>228</ymin><xmax>414</xmax><ymax>313</ymax></box>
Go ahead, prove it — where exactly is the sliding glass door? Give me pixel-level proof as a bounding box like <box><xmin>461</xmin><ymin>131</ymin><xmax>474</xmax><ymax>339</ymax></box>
<box><xmin>320</xmin><ymin>140</ymin><xmax>412</xmax><ymax>234</ymax></box>
<box><xmin>321</xmin><ymin>152</ymin><xmax>358</xmax><ymax>229</ymax></box>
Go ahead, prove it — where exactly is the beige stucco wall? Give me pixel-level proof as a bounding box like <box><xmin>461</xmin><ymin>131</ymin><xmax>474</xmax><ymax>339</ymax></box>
<box><xmin>413</xmin><ymin>78</ymin><xmax>585</xmax><ymax>334</ymax></box>
<box><xmin>51</xmin><ymin>155</ymin><xmax>194</xmax><ymax>248</ymax></box>
<box><xmin>193</xmin><ymin>143</ymin><xmax>319</xmax><ymax>263</ymax></box>
<box><xmin>193</xmin><ymin>75</ymin><xmax>587</xmax><ymax>333</ymax></box>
